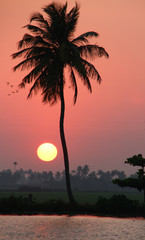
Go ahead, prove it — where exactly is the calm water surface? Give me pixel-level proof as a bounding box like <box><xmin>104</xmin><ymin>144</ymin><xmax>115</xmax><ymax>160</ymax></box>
<box><xmin>0</xmin><ymin>215</ymin><xmax>144</xmax><ymax>240</ymax></box>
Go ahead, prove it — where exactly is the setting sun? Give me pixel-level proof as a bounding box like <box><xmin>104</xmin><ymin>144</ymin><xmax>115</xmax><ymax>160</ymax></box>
<box><xmin>37</xmin><ymin>143</ymin><xmax>57</xmax><ymax>162</ymax></box>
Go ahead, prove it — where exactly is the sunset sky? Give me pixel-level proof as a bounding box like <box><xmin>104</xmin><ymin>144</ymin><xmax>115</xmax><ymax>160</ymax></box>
<box><xmin>0</xmin><ymin>0</ymin><xmax>145</xmax><ymax>175</ymax></box>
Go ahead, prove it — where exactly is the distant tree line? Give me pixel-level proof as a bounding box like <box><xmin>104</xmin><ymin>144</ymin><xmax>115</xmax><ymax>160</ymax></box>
<box><xmin>0</xmin><ymin>165</ymin><xmax>137</xmax><ymax>192</ymax></box>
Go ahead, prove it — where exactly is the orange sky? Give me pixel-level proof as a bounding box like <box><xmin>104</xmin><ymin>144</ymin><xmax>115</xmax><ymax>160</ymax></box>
<box><xmin>0</xmin><ymin>0</ymin><xmax>145</xmax><ymax>174</ymax></box>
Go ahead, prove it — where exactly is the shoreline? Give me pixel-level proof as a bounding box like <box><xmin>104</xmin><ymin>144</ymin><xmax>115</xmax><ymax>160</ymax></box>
<box><xmin>0</xmin><ymin>210</ymin><xmax>144</xmax><ymax>219</ymax></box>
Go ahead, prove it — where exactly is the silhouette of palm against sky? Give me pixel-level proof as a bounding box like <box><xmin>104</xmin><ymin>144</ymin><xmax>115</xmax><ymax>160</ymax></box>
<box><xmin>12</xmin><ymin>2</ymin><xmax>108</xmax><ymax>203</ymax></box>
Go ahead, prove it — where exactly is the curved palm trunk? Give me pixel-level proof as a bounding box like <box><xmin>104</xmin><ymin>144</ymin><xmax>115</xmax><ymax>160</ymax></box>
<box><xmin>59</xmin><ymin>85</ymin><xmax>76</xmax><ymax>205</ymax></box>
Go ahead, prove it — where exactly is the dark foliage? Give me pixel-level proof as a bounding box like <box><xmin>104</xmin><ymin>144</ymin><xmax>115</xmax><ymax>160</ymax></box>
<box><xmin>125</xmin><ymin>154</ymin><xmax>145</xmax><ymax>168</ymax></box>
<box><xmin>95</xmin><ymin>194</ymin><xmax>140</xmax><ymax>215</ymax></box>
<box><xmin>0</xmin><ymin>194</ymin><xmax>144</xmax><ymax>217</ymax></box>
<box><xmin>113</xmin><ymin>154</ymin><xmax>145</xmax><ymax>202</ymax></box>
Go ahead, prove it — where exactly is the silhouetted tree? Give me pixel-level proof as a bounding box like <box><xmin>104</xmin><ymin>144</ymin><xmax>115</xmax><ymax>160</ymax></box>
<box><xmin>113</xmin><ymin>154</ymin><xmax>145</xmax><ymax>202</ymax></box>
<box><xmin>0</xmin><ymin>166</ymin><xmax>136</xmax><ymax>191</ymax></box>
<box><xmin>13</xmin><ymin>161</ymin><xmax>17</xmax><ymax>172</ymax></box>
<box><xmin>88</xmin><ymin>171</ymin><xmax>97</xmax><ymax>179</ymax></box>
<box><xmin>55</xmin><ymin>171</ymin><xmax>61</xmax><ymax>181</ymax></box>
<box><xmin>111</xmin><ymin>170</ymin><xmax>126</xmax><ymax>180</ymax></box>
<box><xmin>76</xmin><ymin>165</ymin><xmax>83</xmax><ymax>178</ymax></box>
<box><xmin>71</xmin><ymin>170</ymin><xmax>76</xmax><ymax>176</ymax></box>
<box><xmin>12</xmin><ymin>2</ymin><xmax>108</xmax><ymax>204</ymax></box>
<box><xmin>82</xmin><ymin>164</ymin><xmax>90</xmax><ymax>178</ymax></box>
<box><xmin>97</xmin><ymin>170</ymin><xmax>105</xmax><ymax>179</ymax></box>
<box><xmin>13</xmin><ymin>170</ymin><xmax>21</xmax><ymax>184</ymax></box>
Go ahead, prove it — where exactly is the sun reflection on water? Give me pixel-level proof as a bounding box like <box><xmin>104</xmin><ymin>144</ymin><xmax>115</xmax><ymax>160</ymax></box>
<box><xmin>0</xmin><ymin>215</ymin><xmax>144</xmax><ymax>240</ymax></box>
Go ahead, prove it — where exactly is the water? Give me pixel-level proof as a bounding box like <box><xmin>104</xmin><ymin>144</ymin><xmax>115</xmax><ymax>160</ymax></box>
<box><xmin>0</xmin><ymin>215</ymin><xmax>144</xmax><ymax>240</ymax></box>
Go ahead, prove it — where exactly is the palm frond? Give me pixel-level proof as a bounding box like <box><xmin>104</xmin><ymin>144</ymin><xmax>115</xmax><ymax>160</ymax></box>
<box><xmin>42</xmin><ymin>3</ymin><xmax>68</xmax><ymax>45</ymax></box>
<box><xmin>72</xmin><ymin>31</ymin><xmax>99</xmax><ymax>45</ymax></box>
<box><xmin>24</xmin><ymin>24</ymin><xmax>47</xmax><ymax>36</ymax></box>
<box><xmin>27</xmin><ymin>67</ymin><xmax>49</xmax><ymax>98</ymax></box>
<box><xmin>27</xmin><ymin>66</ymin><xmax>58</xmax><ymax>99</ymax></box>
<box><xmin>42</xmin><ymin>85</ymin><xmax>60</xmax><ymax>104</ymax></box>
<box><xmin>12</xmin><ymin>48</ymin><xmax>31</xmax><ymax>59</ymax></box>
<box><xmin>25</xmin><ymin>47</ymin><xmax>51</xmax><ymax>59</ymax></box>
<box><xmin>27</xmin><ymin>77</ymin><xmax>41</xmax><ymax>98</ymax></box>
<box><xmin>60</xmin><ymin>2</ymin><xmax>67</xmax><ymax>16</ymax></box>
<box><xmin>78</xmin><ymin>44</ymin><xmax>109</xmax><ymax>59</ymax></box>
<box><xmin>40</xmin><ymin>62</ymin><xmax>62</xmax><ymax>104</ymax></box>
<box><xmin>19</xmin><ymin>63</ymin><xmax>46</xmax><ymax>87</ymax></box>
<box><xmin>17</xmin><ymin>34</ymin><xmax>35</xmax><ymax>49</ymax></box>
<box><xmin>69</xmin><ymin>67</ymin><xmax>78</xmax><ymax>104</ymax></box>
<box><xmin>30</xmin><ymin>12</ymin><xmax>45</xmax><ymax>23</ymax></box>
<box><xmin>71</xmin><ymin>59</ymin><xmax>92</xmax><ymax>92</ymax></box>
<box><xmin>17</xmin><ymin>34</ymin><xmax>49</xmax><ymax>50</ymax></box>
<box><xmin>82</xmin><ymin>59</ymin><xmax>102</xmax><ymax>83</ymax></box>
<box><xmin>66</xmin><ymin>3</ymin><xmax>79</xmax><ymax>38</ymax></box>
<box><xmin>12</xmin><ymin>46</ymin><xmax>51</xmax><ymax>62</ymax></box>
<box><xmin>43</xmin><ymin>3</ymin><xmax>60</xmax><ymax>24</ymax></box>
<box><xmin>43</xmin><ymin>2</ymin><xmax>67</xmax><ymax>21</ymax></box>
<box><xmin>30</xmin><ymin>12</ymin><xmax>50</xmax><ymax>30</ymax></box>
<box><xmin>13</xmin><ymin>56</ymin><xmax>40</xmax><ymax>72</ymax></box>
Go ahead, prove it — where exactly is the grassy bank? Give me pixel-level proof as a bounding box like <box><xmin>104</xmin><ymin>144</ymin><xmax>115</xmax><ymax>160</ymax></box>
<box><xmin>0</xmin><ymin>193</ymin><xmax>144</xmax><ymax>218</ymax></box>
<box><xmin>0</xmin><ymin>191</ymin><xmax>144</xmax><ymax>204</ymax></box>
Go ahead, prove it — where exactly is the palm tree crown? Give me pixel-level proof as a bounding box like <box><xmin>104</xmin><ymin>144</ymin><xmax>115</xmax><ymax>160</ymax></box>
<box><xmin>12</xmin><ymin>2</ymin><xmax>108</xmax><ymax>104</ymax></box>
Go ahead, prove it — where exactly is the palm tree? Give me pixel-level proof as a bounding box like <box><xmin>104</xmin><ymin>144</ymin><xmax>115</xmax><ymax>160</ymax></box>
<box><xmin>12</xmin><ymin>2</ymin><xmax>109</xmax><ymax>205</ymax></box>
